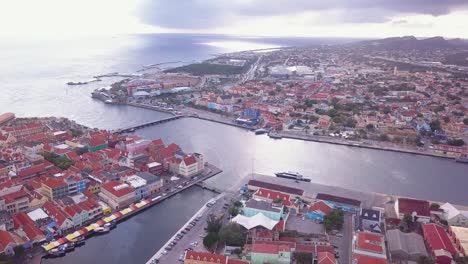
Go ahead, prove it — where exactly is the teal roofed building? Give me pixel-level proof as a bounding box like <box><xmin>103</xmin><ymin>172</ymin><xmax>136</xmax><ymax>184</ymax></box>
<box><xmin>243</xmin><ymin>199</ymin><xmax>286</xmax><ymax>221</ymax></box>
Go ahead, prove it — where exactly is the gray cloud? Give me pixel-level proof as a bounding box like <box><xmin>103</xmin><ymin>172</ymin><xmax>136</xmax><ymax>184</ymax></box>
<box><xmin>137</xmin><ymin>0</ymin><xmax>468</xmax><ymax>29</ymax></box>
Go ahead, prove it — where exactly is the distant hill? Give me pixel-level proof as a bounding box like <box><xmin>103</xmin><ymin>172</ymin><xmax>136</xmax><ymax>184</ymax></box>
<box><xmin>351</xmin><ymin>36</ymin><xmax>468</xmax><ymax>50</ymax></box>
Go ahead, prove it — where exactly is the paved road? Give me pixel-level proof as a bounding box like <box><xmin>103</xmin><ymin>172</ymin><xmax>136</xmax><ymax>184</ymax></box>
<box><xmin>328</xmin><ymin>213</ymin><xmax>354</xmax><ymax>264</ymax></box>
<box><xmin>147</xmin><ymin>194</ymin><xmax>228</xmax><ymax>263</ymax></box>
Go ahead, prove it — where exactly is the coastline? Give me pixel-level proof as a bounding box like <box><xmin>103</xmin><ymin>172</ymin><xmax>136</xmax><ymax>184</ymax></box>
<box><xmin>123</xmin><ymin>102</ymin><xmax>458</xmax><ymax>161</ymax></box>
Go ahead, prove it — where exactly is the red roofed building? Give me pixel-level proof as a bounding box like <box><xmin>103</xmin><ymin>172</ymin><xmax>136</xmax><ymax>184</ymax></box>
<box><xmin>1</xmin><ymin>188</ymin><xmax>31</xmax><ymax>214</ymax></box>
<box><xmin>169</xmin><ymin>153</ymin><xmax>204</xmax><ymax>177</ymax></box>
<box><xmin>317</xmin><ymin>252</ymin><xmax>336</xmax><ymax>264</ymax></box>
<box><xmin>254</xmin><ymin>188</ymin><xmax>290</xmax><ymax>203</ymax></box>
<box><xmin>41</xmin><ymin>178</ymin><xmax>67</xmax><ymax>200</ymax></box>
<box><xmin>12</xmin><ymin>212</ymin><xmax>45</xmax><ymax>243</ymax></box>
<box><xmin>352</xmin><ymin>254</ymin><xmax>389</xmax><ymax>264</ymax></box>
<box><xmin>422</xmin><ymin>223</ymin><xmax>457</xmax><ymax>264</ymax></box>
<box><xmin>4</xmin><ymin>123</ymin><xmax>44</xmax><ymax>138</ymax></box>
<box><xmin>251</xmin><ymin>242</ymin><xmax>293</xmax><ymax>263</ymax></box>
<box><xmin>98</xmin><ymin>181</ymin><xmax>135</xmax><ymax>209</ymax></box>
<box><xmin>42</xmin><ymin>201</ymin><xmax>73</xmax><ymax>231</ymax></box>
<box><xmin>184</xmin><ymin>251</ymin><xmax>228</xmax><ymax>264</ymax></box>
<box><xmin>353</xmin><ymin>232</ymin><xmax>387</xmax><ymax>260</ymax></box>
<box><xmin>307</xmin><ymin>201</ymin><xmax>334</xmax><ymax>221</ymax></box>
<box><xmin>0</xmin><ymin>230</ymin><xmax>17</xmax><ymax>255</ymax></box>
<box><xmin>396</xmin><ymin>198</ymin><xmax>431</xmax><ymax>223</ymax></box>
<box><xmin>16</xmin><ymin>161</ymin><xmax>54</xmax><ymax>180</ymax></box>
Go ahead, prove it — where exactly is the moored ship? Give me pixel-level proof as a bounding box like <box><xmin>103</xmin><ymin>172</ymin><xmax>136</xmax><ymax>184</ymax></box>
<box><xmin>275</xmin><ymin>171</ymin><xmax>311</xmax><ymax>182</ymax></box>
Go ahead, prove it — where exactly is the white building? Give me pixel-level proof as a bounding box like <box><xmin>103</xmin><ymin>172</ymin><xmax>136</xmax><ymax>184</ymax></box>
<box><xmin>441</xmin><ymin>202</ymin><xmax>468</xmax><ymax>227</ymax></box>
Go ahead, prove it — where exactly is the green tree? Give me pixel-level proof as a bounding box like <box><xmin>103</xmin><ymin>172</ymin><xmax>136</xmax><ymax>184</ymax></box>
<box><xmin>430</xmin><ymin>203</ymin><xmax>440</xmax><ymax>209</ymax></box>
<box><xmin>379</xmin><ymin>134</ymin><xmax>390</xmax><ymax>141</ymax></box>
<box><xmin>206</xmin><ymin>214</ymin><xmax>222</xmax><ymax>233</ymax></box>
<box><xmin>464</xmin><ymin>118</ymin><xmax>468</xmax><ymax>125</ymax></box>
<box><xmin>447</xmin><ymin>139</ymin><xmax>465</xmax><ymax>146</ymax></box>
<box><xmin>323</xmin><ymin>210</ymin><xmax>344</xmax><ymax>232</ymax></box>
<box><xmin>455</xmin><ymin>256</ymin><xmax>468</xmax><ymax>264</ymax></box>
<box><xmin>203</xmin><ymin>232</ymin><xmax>219</xmax><ymax>250</ymax></box>
<box><xmin>383</xmin><ymin>106</ymin><xmax>391</xmax><ymax>114</ymax></box>
<box><xmin>344</xmin><ymin>117</ymin><xmax>357</xmax><ymax>128</ymax></box>
<box><xmin>366</xmin><ymin>124</ymin><xmax>374</xmax><ymax>130</ymax></box>
<box><xmin>228</xmin><ymin>206</ymin><xmax>240</xmax><ymax>217</ymax></box>
<box><xmin>430</xmin><ymin>120</ymin><xmax>442</xmax><ymax>132</ymax></box>
<box><xmin>417</xmin><ymin>256</ymin><xmax>435</xmax><ymax>264</ymax></box>
<box><xmin>295</xmin><ymin>252</ymin><xmax>313</xmax><ymax>264</ymax></box>
<box><xmin>218</xmin><ymin>223</ymin><xmax>246</xmax><ymax>247</ymax></box>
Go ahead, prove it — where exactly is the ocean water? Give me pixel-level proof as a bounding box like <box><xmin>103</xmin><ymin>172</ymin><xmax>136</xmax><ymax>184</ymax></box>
<box><xmin>0</xmin><ymin>34</ymin><xmax>351</xmax><ymax>129</ymax></box>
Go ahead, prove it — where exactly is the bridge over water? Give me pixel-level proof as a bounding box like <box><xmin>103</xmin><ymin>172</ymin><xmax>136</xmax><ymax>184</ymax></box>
<box><xmin>113</xmin><ymin>115</ymin><xmax>185</xmax><ymax>134</ymax></box>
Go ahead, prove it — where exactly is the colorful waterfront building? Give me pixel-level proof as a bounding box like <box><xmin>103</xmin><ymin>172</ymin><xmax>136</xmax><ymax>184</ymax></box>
<box><xmin>251</xmin><ymin>242</ymin><xmax>293</xmax><ymax>264</ymax></box>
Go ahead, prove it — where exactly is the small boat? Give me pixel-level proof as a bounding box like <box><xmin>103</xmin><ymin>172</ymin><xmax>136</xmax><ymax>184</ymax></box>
<box><xmin>104</xmin><ymin>220</ymin><xmax>117</xmax><ymax>229</ymax></box>
<box><xmin>46</xmin><ymin>248</ymin><xmax>66</xmax><ymax>258</ymax></box>
<box><xmin>70</xmin><ymin>237</ymin><xmax>85</xmax><ymax>247</ymax></box>
<box><xmin>456</xmin><ymin>154</ymin><xmax>468</xmax><ymax>164</ymax></box>
<box><xmin>254</xmin><ymin>128</ymin><xmax>269</xmax><ymax>135</ymax></box>
<box><xmin>268</xmin><ymin>132</ymin><xmax>283</xmax><ymax>139</ymax></box>
<box><xmin>62</xmin><ymin>243</ymin><xmax>75</xmax><ymax>252</ymax></box>
<box><xmin>275</xmin><ymin>171</ymin><xmax>311</xmax><ymax>182</ymax></box>
<box><xmin>94</xmin><ymin>226</ymin><xmax>110</xmax><ymax>234</ymax></box>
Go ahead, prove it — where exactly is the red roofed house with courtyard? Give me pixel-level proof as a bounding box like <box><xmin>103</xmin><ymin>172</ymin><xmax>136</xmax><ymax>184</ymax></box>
<box><xmin>353</xmin><ymin>232</ymin><xmax>388</xmax><ymax>261</ymax></box>
<box><xmin>395</xmin><ymin>198</ymin><xmax>431</xmax><ymax>223</ymax></box>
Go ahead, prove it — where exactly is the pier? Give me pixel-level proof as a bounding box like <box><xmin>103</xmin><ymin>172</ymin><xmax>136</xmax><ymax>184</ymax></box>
<box><xmin>41</xmin><ymin>164</ymin><xmax>222</xmax><ymax>254</ymax></box>
<box><xmin>114</xmin><ymin>115</ymin><xmax>185</xmax><ymax>134</ymax></box>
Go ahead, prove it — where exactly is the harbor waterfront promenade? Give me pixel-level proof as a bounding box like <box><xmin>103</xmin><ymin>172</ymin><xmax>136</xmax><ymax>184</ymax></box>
<box><xmin>41</xmin><ymin>163</ymin><xmax>222</xmax><ymax>254</ymax></box>
<box><xmin>123</xmin><ymin>102</ymin><xmax>459</xmax><ymax>161</ymax></box>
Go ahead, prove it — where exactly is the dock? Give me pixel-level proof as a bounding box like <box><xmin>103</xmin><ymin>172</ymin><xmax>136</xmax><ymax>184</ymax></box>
<box><xmin>41</xmin><ymin>163</ymin><xmax>222</xmax><ymax>254</ymax></box>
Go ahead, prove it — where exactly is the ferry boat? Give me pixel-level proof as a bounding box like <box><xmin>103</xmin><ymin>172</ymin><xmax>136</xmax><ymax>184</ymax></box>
<box><xmin>275</xmin><ymin>171</ymin><xmax>311</xmax><ymax>182</ymax></box>
<box><xmin>254</xmin><ymin>128</ymin><xmax>269</xmax><ymax>135</ymax></box>
<box><xmin>268</xmin><ymin>132</ymin><xmax>283</xmax><ymax>139</ymax></box>
<box><xmin>456</xmin><ymin>154</ymin><xmax>468</xmax><ymax>164</ymax></box>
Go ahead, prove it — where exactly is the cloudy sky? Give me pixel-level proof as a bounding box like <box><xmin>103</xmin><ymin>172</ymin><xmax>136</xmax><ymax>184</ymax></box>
<box><xmin>1</xmin><ymin>0</ymin><xmax>468</xmax><ymax>38</ymax></box>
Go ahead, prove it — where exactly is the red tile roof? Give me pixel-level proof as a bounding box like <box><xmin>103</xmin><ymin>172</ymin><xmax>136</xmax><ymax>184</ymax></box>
<box><xmin>42</xmin><ymin>201</ymin><xmax>69</xmax><ymax>227</ymax></box>
<box><xmin>101</xmin><ymin>181</ymin><xmax>133</xmax><ymax>198</ymax></box>
<box><xmin>422</xmin><ymin>223</ymin><xmax>457</xmax><ymax>255</ymax></box>
<box><xmin>352</xmin><ymin>254</ymin><xmax>389</xmax><ymax>264</ymax></box>
<box><xmin>398</xmin><ymin>198</ymin><xmax>430</xmax><ymax>217</ymax></box>
<box><xmin>318</xmin><ymin>252</ymin><xmax>336</xmax><ymax>264</ymax></box>
<box><xmin>252</xmin><ymin>242</ymin><xmax>293</xmax><ymax>254</ymax></box>
<box><xmin>22</xmin><ymin>223</ymin><xmax>45</xmax><ymax>242</ymax></box>
<box><xmin>308</xmin><ymin>201</ymin><xmax>333</xmax><ymax>215</ymax></box>
<box><xmin>356</xmin><ymin>232</ymin><xmax>385</xmax><ymax>253</ymax></box>
<box><xmin>2</xmin><ymin>188</ymin><xmax>30</xmax><ymax>204</ymax></box>
<box><xmin>182</xmin><ymin>155</ymin><xmax>197</xmax><ymax>166</ymax></box>
<box><xmin>42</xmin><ymin>178</ymin><xmax>66</xmax><ymax>189</ymax></box>
<box><xmin>185</xmin><ymin>251</ymin><xmax>227</xmax><ymax>263</ymax></box>
<box><xmin>0</xmin><ymin>230</ymin><xmax>16</xmax><ymax>253</ymax></box>
<box><xmin>12</xmin><ymin>212</ymin><xmax>34</xmax><ymax>229</ymax></box>
<box><xmin>88</xmin><ymin>136</ymin><xmax>107</xmax><ymax>147</ymax></box>
<box><xmin>255</xmin><ymin>188</ymin><xmax>290</xmax><ymax>201</ymax></box>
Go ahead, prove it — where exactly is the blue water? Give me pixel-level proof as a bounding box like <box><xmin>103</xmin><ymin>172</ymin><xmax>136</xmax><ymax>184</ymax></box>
<box><xmin>0</xmin><ymin>34</ymin><xmax>350</xmax><ymax>129</ymax></box>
